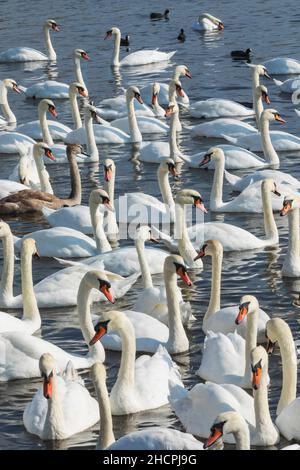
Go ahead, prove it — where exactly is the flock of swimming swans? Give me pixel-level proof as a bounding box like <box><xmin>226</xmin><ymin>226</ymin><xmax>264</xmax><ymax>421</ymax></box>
<box><xmin>1</xmin><ymin>12</ymin><xmax>300</xmax><ymax>451</ymax></box>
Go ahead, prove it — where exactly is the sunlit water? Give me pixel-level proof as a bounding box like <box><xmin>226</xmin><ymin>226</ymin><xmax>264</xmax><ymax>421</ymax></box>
<box><xmin>0</xmin><ymin>0</ymin><xmax>300</xmax><ymax>450</ymax></box>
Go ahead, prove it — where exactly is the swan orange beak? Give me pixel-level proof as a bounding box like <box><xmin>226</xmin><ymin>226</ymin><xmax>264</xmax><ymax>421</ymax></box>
<box><xmin>151</xmin><ymin>94</ymin><xmax>157</xmax><ymax>105</ymax></box>
<box><xmin>185</xmin><ymin>70</ymin><xmax>192</xmax><ymax>79</ymax></box>
<box><xmin>194</xmin><ymin>198</ymin><xmax>208</xmax><ymax>213</ymax></box>
<box><xmin>89</xmin><ymin>321</ymin><xmax>110</xmax><ymax>346</ymax></box>
<box><xmin>49</xmin><ymin>107</ymin><xmax>58</xmax><ymax>118</ymax></box>
<box><xmin>79</xmin><ymin>88</ymin><xmax>88</xmax><ymax>98</ymax></box>
<box><xmin>52</xmin><ymin>24</ymin><xmax>60</xmax><ymax>32</ymax></box>
<box><xmin>12</xmin><ymin>83</ymin><xmax>21</xmax><ymax>94</ymax></box>
<box><xmin>218</xmin><ymin>22</ymin><xmax>225</xmax><ymax>30</ymax></box>
<box><xmin>204</xmin><ymin>428</ymin><xmax>223</xmax><ymax>449</ymax></box>
<box><xmin>82</xmin><ymin>52</ymin><xmax>90</xmax><ymax>60</ymax></box>
<box><xmin>199</xmin><ymin>153</ymin><xmax>211</xmax><ymax>167</ymax></box>
<box><xmin>252</xmin><ymin>365</ymin><xmax>262</xmax><ymax>390</ymax></box>
<box><xmin>263</xmin><ymin>93</ymin><xmax>270</xmax><ymax>105</ymax></box>
<box><xmin>45</xmin><ymin>149</ymin><xmax>56</xmax><ymax>161</ymax></box>
<box><xmin>150</xmin><ymin>235</ymin><xmax>160</xmax><ymax>244</ymax></box>
<box><xmin>176</xmin><ymin>266</ymin><xmax>192</xmax><ymax>286</ymax></box>
<box><xmin>235</xmin><ymin>302</ymin><xmax>249</xmax><ymax>325</ymax></box>
<box><xmin>176</xmin><ymin>85</ymin><xmax>185</xmax><ymax>97</ymax></box>
<box><xmin>275</xmin><ymin>113</ymin><xmax>285</xmax><ymax>123</ymax></box>
<box><xmin>100</xmin><ymin>284</ymin><xmax>115</xmax><ymax>303</ymax></box>
<box><xmin>194</xmin><ymin>244</ymin><xmax>207</xmax><ymax>261</ymax></box>
<box><xmin>280</xmin><ymin>201</ymin><xmax>292</xmax><ymax>216</ymax></box>
<box><xmin>43</xmin><ymin>375</ymin><xmax>53</xmax><ymax>399</ymax></box>
<box><xmin>165</xmin><ymin>106</ymin><xmax>174</xmax><ymax>117</ymax></box>
<box><xmin>104</xmin><ymin>167</ymin><xmax>112</xmax><ymax>182</ymax></box>
<box><xmin>168</xmin><ymin>165</ymin><xmax>178</xmax><ymax>177</ymax></box>
<box><xmin>134</xmin><ymin>92</ymin><xmax>143</xmax><ymax>105</ymax></box>
<box><xmin>105</xmin><ymin>30</ymin><xmax>113</xmax><ymax>40</ymax></box>
<box><xmin>266</xmin><ymin>339</ymin><xmax>276</xmax><ymax>354</ymax></box>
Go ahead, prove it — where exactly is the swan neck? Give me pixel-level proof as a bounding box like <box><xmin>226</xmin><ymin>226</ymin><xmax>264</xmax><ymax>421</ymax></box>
<box><xmin>254</xmin><ymin>379</ymin><xmax>276</xmax><ymax>437</ymax></box>
<box><xmin>234</xmin><ymin>427</ymin><xmax>251</xmax><ymax>450</ymax></box>
<box><xmin>65</xmin><ymin>155</ymin><xmax>81</xmax><ymax>205</ymax></box>
<box><xmin>127</xmin><ymin>94</ymin><xmax>142</xmax><ymax>143</ymax></box>
<box><xmin>114</xmin><ymin>322</ymin><xmax>136</xmax><ymax>390</ymax></box>
<box><xmin>0</xmin><ymin>231</ymin><xmax>14</xmax><ymax>300</ymax></box>
<box><xmin>90</xmin><ymin>203</ymin><xmax>111</xmax><ymax>253</ymax></box>
<box><xmin>262</xmin><ymin>183</ymin><xmax>277</xmax><ymax>241</ymax></box>
<box><xmin>0</xmin><ymin>83</ymin><xmax>16</xmax><ymax>123</ymax></box>
<box><xmin>112</xmin><ymin>30</ymin><xmax>121</xmax><ymax>67</ymax></box>
<box><xmin>33</xmin><ymin>148</ymin><xmax>53</xmax><ymax>194</ymax></box>
<box><xmin>135</xmin><ymin>238</ymin><xmax>153</xmax><ymax>288</ymax></box>
<box><xmin>94</xmin><ymin>371</ymin><xmax>115</xmax><ymax>449</ymax></box>
<box><xmin>204</xmin><ymin>250</ymin><xmax>222</xmax><ymax>320</ymax></box>
<box><xmin>158</xmin><ymin>167</ymin><xmax>174</xmax><ymax>208</ymax></box>
<box><xmin>243</xmin><ymin>308</ymin><xmax>259</xmax><ymax>384</ymax></box>
<box><xmin>211</xmin><ymin>157</ymin><xmax>224</xmax><ymax>210</ymax></box>
<box><xmin>169</xmin><ymin>111</ymin><xmax>180</xmax><ymax>156</ymax></box>
<box><xmin>276</xmin><ymin>325</ymin><xmax>297</xmax><ymax>415</ymax></box>
<box><xmin>286</xmin><ymin>208</ymin><xmax>300</xmax><ymax>266</ymax></box>
<box><xmin>39</xmin><ymin>106</ymin><xmax>54</xmax><ymax>145</ymax></box>
<box><xmin>43</xmin><ymin>24</ymin><xmax>56</xmax><ymax>61</ymax></box>
<box><xmin>21</xmin><ymin>245</ymin><xmax>40</xmax><ymax>326</ymax></box>
<box><xmin>175</xmin><ymin>203</ymin><xmax>198</xmax><ymax>266</ymax></box>
<box><xmin>74</xmin><ymin>55</ymin><xmax>86</xmax><ymax>88</ymax></box>
<box><xmin>44</xmin><ymin>373</ymin><xmax>65</xmax><ymax>439</ymax></box>
<box><xmin>165</xmin><ymin>269</ymin><xmax>189</xmax><ymax>353</ymax></box>
<box><xmin>85</xmin><ymin>112</ymin><xmax>99</xmax><ymax>161</ymax></box>
<box><xmin>260</xmin><ymin>117</ymin><xmax>279</xmax><ymax>165</ymax></box>
<box><xmin>69</xmin><ymin>89</ymin><xmax>82</xmax><ymax>129</ymax></box>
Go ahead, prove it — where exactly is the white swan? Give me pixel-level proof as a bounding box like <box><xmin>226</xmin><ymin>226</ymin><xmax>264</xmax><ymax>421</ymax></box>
<box><xmin>89</xmin><ymin>310</ymin><xmax>183</xmax><ymax>415</ymax></box>
<box><xmin>279</xmin><ymin>195</ymin><xmax>300</xmax><ymax>277</ymax></box>
<box><xmin>200</xmin><ymin>148</ymin><xmax>284</xmax><ymax>212</ymax></box>
<box><xmin>25</xmin><ymin>49</ymin><xmax>90</xmax><ymax>98</ymax></box>
<box><xmin>105</xmin><ymin>27</ymin><xmax>176</xmax><ymax>67</ymax></box>
<box><xmin>193</xmin><ymin>240</ymin><xmax>269</xmax><ymax>340</ymax></box>
<box><xmin>0</xmin><ymin>270</ymin><xmax>115</xmax><ymax>381</ymax></box>
<box><xmin>274</xmin><ymin>76</ymin><xmax>300</xmax><ymax>93</ymax></box>
<box><xmin>198</xmin><ymin>295</ymin><xmax>260</xmax><ymax>388</ymax></box>
<box><xmin>203</xmin><ymin>411</ymin><xmax>250</xmax><ymax>450</ymax></box>
<box><xmin>14</xmin><ymin>189</ymin><xmax>113</xmax><ymax>258</ymax></box>
<box><xmin>224</xmin><ymin>168</ymin><xmax>300</xmax><ymax>193</ymax></box>
<box><xmin>0</xmin><ymin>19</ymin><xmax>59</xmax><ymax>62</ymax></box>
<box><xmin>91</xmin><ymin>362</ymin><xmax>203</xmax><ymax>450</ymax></box>
<box><xmin>192</xmin><ymin>13</ymin><xmax>224</xmax><ymax>31</ymax></box>
<box><xmin>23</xmin><ymin>353</ymin><xmax>99</xmax><ymax>440</ymax></box>
<box><xmin>93</xmin><ymin>254</ymin><xmax>191</xmax><ymax>354</ymax></box>
<box><xmin>225</xmin><ymin>109</ymin><xmax>300</xmax><ymax>152</ymax></box>
<box><xmin>263</xmin><ymin>57</ymin><xmax>300</xmax><ymax>74</ymax></box>
<box><xmin>266</xmin><ymin>318</ymin><xmax>300</xmax><ymax>441</ymax></box>
<box><xmin>169</xmin><ymin>346</ymin><xmax>279</xmax><ymax>446</ymax></box>
<box><xmin>0</xmin><ymin>238</ymin><xmax>41</xmax><ymax>334</ymax></box>
<box><xmin>16</xmin><ymin>99</ymin><xmax>71</xmax><ymax>141</ymax></box>
<box><xmin>190</xmin><ymin>117</ymin><xmax>258</xmax><ymax>139</ymax></box>
<box><xmin>150</xmin><ymin>82</ymin><xmax>165</xmax><ymax>117</ymax></box>
<box><xmin>0</xmin><ymin>78</ymin><xmax>22</xmax><ymax>125</ymax></box>
<box><xmin>0</xmin><ymin>131</ymin><xmax>35</xmax><ymax>154</ymax></box>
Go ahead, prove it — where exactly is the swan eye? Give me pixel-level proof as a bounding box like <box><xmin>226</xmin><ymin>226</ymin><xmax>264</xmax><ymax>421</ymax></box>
<box><xmin>98</xmin><ymin>279</ymin><xmax>111</xmax><ymax>290</ymax></box>
<box><xmin>102</xmin><ymin>196</ymin><xmax>110</xmax><ymax>205</ymax></box>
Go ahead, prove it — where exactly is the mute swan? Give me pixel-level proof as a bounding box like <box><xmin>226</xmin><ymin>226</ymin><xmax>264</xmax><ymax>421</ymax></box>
<box><xmin>103</xmin><ymin>159</ymin><xmax>119</xmax><ymax>242</ymax></box>
<box><xmin>0</xmin><ymin>131</ymin><xmax>35</xmax><ymax>154</ymax></box>
<box><xmin>190</xmin><ymin>85</ymin><xmax>269</xmax><ymax>119</ymax></box>
<box><xmin>266</xmin><ymin>318</ymin><xmax>300</xmax><ymax>441</ymax></box>
<box><xmin>151</xmin><ymin>82</ymin><xmax>166</xmax><ymax>117</ymax></box>
<box><xmin>0</xmin><ymin>79</ymin><xmax>22</xmax><ymax>125</ymax></box>
<box><xmin>263</xmin><ymin>57</ymin><xmax>300</xmax><ymax>74</ymax></box>
<box><xmin>204</xmin><ymin>411</ymin><xmax>250</xmax><ymax>450</ymax></box>
<box><xmin>16</xmin><ymin>99</ymin><xmax>71</xmax><ymax>141</ymax></box>
<box><xmin>0</xmin><ymin>19</ymin><xmax>59</xmax><ymax>62</ymax></box>
<box><xmin>192</xmin><ymin>13</ymin><xmax>224</xmax><ymax>31</ymax></box>
<box><xmin>200</xmin><ymin>148</ymin><xmax>284</xmax><ymax>212</ymax></box>
<box><xmin>0</xmin><ymin>270</ymin><xmax>115</xmax><ymax>381</ymax></box>
<box><xmin>132</xmin><ymin>228</ymin><xmax>193</xmax><ymax>326</ymax></box>
<box><xmin>105</xmin><ymin>27</ymin><xmax>176</xmax><ymax>67</ymax></box>
<box><xmin>89</xmin><ymin>310</ymin><xmax>183</xmax><ymax>415</ymax></box>
<box><xmin>169</xmin><ymin>346</ymin><xmax>279</xmax><ymax>446</ymax></box>
<box><xmin>225</xmin><ymin>109</ymin><xmax>300</xmax><ymax>152</ymax></box>
<box><xmin>23</xmin><ymin>354</ymin><xmax>99</xmax><ymax>440</ymax></box>
<box><xmin>280</xmin><ymin>195</ymin><xmax>300</xmax><ymax>277</ymax></box>
<box><xmin>0</xmin><ymin>144</ymin><xmax>81</xmax><ymax>215</ymax></box>
<box><xmin>190</xmin><ymin>117</ymin><xmax>258</xmax><ymax>139</ymax></box>
<box><xmin>0</xmin><ymin>238</ymin><xmax>41</xmax><ymax>334</ymax></box>
<box><xmin>224</xmin><ymin>169</ymin><xmax>300</xmax><ymax>193</ymax></box>
<box><xmin>274</xmin><ymin>77</ymin><xmax>300</xmax><ymax>93</ymax></box>
<box><xmin>25</xmin><ymin>49</ymin><xmax>90</xmax><ymax>98</ymax></box>
<box><xmin>91</xmin><ymin>362</ymin><xmax>203</xmax><ymax>450</ymax></box>
<box><xmin>194</xmin><ymin>240</ymin><xmax>269</xmax><ymax>340</ymax></box>
<box><xmin>14</xmin><ymin>189</ymin><xmax>114</xmax><ymax>258</ymax></box>
<box><xmin>198</xmin><ymin>295</ymin><xmax>260</xmax><ymax>388</ymax></box>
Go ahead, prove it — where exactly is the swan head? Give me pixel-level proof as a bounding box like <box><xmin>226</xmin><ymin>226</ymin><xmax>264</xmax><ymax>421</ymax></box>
<box><xmin>251</xmin><ymin>345</ymin><xmax>269</xmax><ymax>390</ymax></box>
<box><xmin>280</xmin><ymin>194</ymin><xmax>300</xmax><ymax>216</ymax></box>
<box><xmin>90</xmin><ymin>310</ymin><xmax>132</xmax><ymax>345</ymax></box>
<box><xmin>33</xmin><ymin>142</ymin><xmax>56</xmax><ymax>162</ymax></box>
<box><xmin>66</xmin><ymin>143</ymin><xmax>83</xmax><ymax>160</ymax></box>
<box><xmin>194</xmin><ymin>239</ymin><xmax>223</xmax><ymax>261</ymax></box>
<box><xmin>169</xmin><ymin>79</ymin><xmax>185</xmax><ymax>99</ymax></box>
<box><xmin>261</xmin><ymin>178</ymin><xmax>281</xmax><ymax>197</ymax></box>
<box><xmin>82</xmin><ymin>270</ymin><xmax>115</xmax><ymax>306</ymax></box>
<box><xmin>39</xmin><ymin>353</ymin><xmax>56</xmax><ymax>399</ymax></box>
<box><xmin>126</xmin><ymin>86</ymin><xmax>143</xmax><ymax>104</ymax></box>
<box><xmin>256</xmin><ymin>85</ymin><xmax>270</xmax><ymax>105</ymax></box>
<box><xmin>199</xmin><ymin>147</ymin><xmax>224</xmax><ymax>167</ymax></box>
<box><xmin>174</xmin><ymin>65</ymin><xmax>192</xmax><ymax>79</ymax></box>
<box><xmin>151</xmin><ymin>82</ymin><xmax>161</xmax><ymax>105</ymax></box>
<box><xmin>89</xmin><ymin>188</ymin><xmax>114</xmax><ymax>212</ymax></box>
<box><xmin>165</xmin><ymin>101</ymin><xmax>179</xmax><ymax>118</ymax></box>
<box><xmin>0</xmin><ymin>220</ymin><xmax>11</xmax><ymax>239</ymax></box>
<box><xmin>105</xmin><ymin>27</ymin><xmax>121</xmax><ymax>39</ymax></box>
<box><xmin>175</xmin><ymin>189</ymin><xmax>207</xmax><ymax>213</ymax></box>
<box><xmin>164</xmin><ymin>254</ymin><xmax>192</xmax><ymax>286</ymax></box>
<box><xmin>45</xmin><ymin>19</ymin><xmax>60</xmax><ymax>32</ymax></box>
<box><xmin>266</xmin><ymin>318</ymin><xmax>291</xmax><ymax>354</ymax></box>
<box><xmin>159</xmin><ymin>158</ymin><xmax>178</xmax><ymax>177</ymax></box>
<box><xmin>69</xmin><ymin>81</ymin><xmax>88</xmax><ymax>98</ymax></box>
<box><xmin>21</xmin><ymin>238</ymin><xmax>39</xmax><ymax>259</ymax></box>
<box><xmin>261</xmin><ymin>108</ymin><xmax>285</xmax><ymax>124</ymax></box>
<box><xmin>134</xmin><ymin>225</ymin><xmax>159</xmax><ymax>244</ymax></box>
<box><xmin>74</xmin><ymin>48</ymin><xmax>90</xmax><ymax>61</ymax></box>
<box><xmin>204</xmin><ymin>411</ymin><xmax>249</xmax><ymax>450</ymax></box>
<box><xmin>252</xmin><ymin>64</ymin><xmax>271</xmax><ymax>79</ymax></box>
<box><xmin>235</xmin><ymin>294</ymin><xmax>259</xmax><ymax>325</ymax></box>
<box><xmin>38</xmin><ymin>98</ymin><xmax>57</xmax><ymax>118</ymax></box>
<box><xmin>2</xmin><ymin>78</ymin><xmax>21</xmax><ymax>94</ymax></box>
<box><xmin>104</xmin><ymin>158</ymin><xmax>115</xmax><ymax>182</ymax></box>
<box><xmin>200</xmin><ymin>13</ymin><xmax>224</xmax><ymax>30</ymax></box>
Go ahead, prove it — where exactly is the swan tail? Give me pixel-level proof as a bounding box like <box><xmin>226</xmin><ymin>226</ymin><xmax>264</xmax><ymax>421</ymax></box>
<box><xmin>167</xmin><ymin>51</ymin><xmax>177</xmax><ymax>60</ymax></box>
<box><xmin>180</xmin><ymin>301</ymin><xmax>195</xmax><ymax>324</ymax></box>
<box><xmin>221</xmin><ymin>133</ymin><xmax>238</xmax><ymax>144</ymax></box>
<box><xmin>224</xmin><ymin>169</ymin><xmax>241</xmax><ymax>188</ymax></box>
<box><xmin>53</xmin><ymin>257</ymin><xmax>83</xmax><ymax>267</ymax></box>
<box><xmin>41</xmin><ymin>207</ymin><xmax>55</xmax><ymax>219</ymax></box>
<box><xmin>63</xmin><ymin>360</ymin><xmax>83</xmax><ymax>383</ymax></box>
<box><xmin>273</xmin><ymin>79</ymin><xmax>283</xmax><ymax>87</ymax></box>
<box><xmin>112</xmin><ymin>272</ymin><xmax>140</xmax><ymax>299</ymax></box>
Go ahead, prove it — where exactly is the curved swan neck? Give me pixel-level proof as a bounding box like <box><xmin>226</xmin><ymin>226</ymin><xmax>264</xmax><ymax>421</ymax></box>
<box><xmin>210</xmin><ymin>157</ymin><xmax>224</xmax><ymax>210</ymax></box>
<box><xmin>126</xmin><ymin>93</ymin><xmax>142</xmax><ymax>143</ymax></box>
<box><xmin>286</xmin><ymin>208</ymin><xmax>300</xmax><ymax>265</ymax></box>
<box><xmin>276</xmin><ymin>323</ymin><xmax>297</xmax><ymax>415</ymax></box>
<box><xmin>158</xmin><ymin>166</ymin><xmax>174</xmax><ymax>208</ymax></box>
<box><xmin>43</xmin><ymin>372</ymin><xmax>65</xmax><ymax>439</ymax></box>
<box><xmin>104</xmin><ymin>171</ymin><xmax>119</xmax><ymax>242</ymax></box>
<box><xmin>0</xmin><ymin>230</ymin><xmax>14</xmax><ymax>300</ymax></box>
<box><xmin>260</xmin><ymin>116</ymin><xmax>279</xmax><ymax>165</ymax></box>
<box><xmin>0</xmin><ymin>83</ymin><xmax>16</xmax><ymax>123</ymax></box>
<box><xmin>39</xmin><ymin>105</ymin><xmax>54</xmax><ymax>146</ymax></box>
<box><xmin>112</xmin><ymin>30</ymin><xmax>121</xmax><ymax>67</ymax></box>
<box><xmin>74</xmin><ymin>54</ymin><xmax>86</xmax><ymax>88</ymax></box>
<box><xmin>59</xmin><ymin>154</ymin><xmax>81</xmax><ymax>206</ymax></box>
<box><xmin>252</xmin><ymin>70</ymin><xmax>260</xmax><ymax>120</ymax></box>
<box><xmin>255</xmin><ymin>95</ymin><xmax>263</xmax><ymax>130</ymax></box>
<box><xmin>21</xmin><ymin>245</ymin><xmax>40</xmax><ymax>326</ymax></box>
<box><xmin>69</xmin><ymin>89</ymin><xmax>82</xmax><ymax>129</ymax></box>
<box><xmin>135</xmin><ymin>238</ymin><xmax>153</xmax><ymax>288</ymax></box>
<box><xmin>175</xmin><ymin>203</ymin><xmax>200</xmax><ymax>267</ymax></box>
<box><xmin>165</xmin><ymin>269</ymin><xmax>189</xmax><ymax>353</ymax></box>
<box><xmin>261</xmin><ymin>183</ymin><xmax>278</xmax><ymax>242</ymax></box>
<box><xmin>33</xmin><ymin>148</ymin><xmax>53</xmax><ymax>194</ymax></box>
<box><xmin>85</xmin><ymin>111</ymin><xmax>99</xmax><ymax>161</ymax></box>
<box><xmin>93</xmin><ymin>371</ymin><xmax>115</xmax><ymax>449</ymax></box>
<box><xmin>114</xmin><ymin>321</ymin><xmax>136</xmax><ymax>390</ymax></box>
<box><xmin>234</xmin><ymin>427</ymin><xmax>251</xmax><ymax>450</ymax></box>
<box><xmin>169</xmin><ymin>110</ymin><xmax>180</xmax><ymax>156</ymax></box>
<box><xmin>243</xmin><ymin>307</ymin><xmax>259</xmax><ymax>385</ymax></box>
<box><xmin>77</xmin><ymin>281</ymin><xmax>104</xmax><ymax>360</ymax></box>
<box><xmin>43</xmin><ymin>24</ymin><xmax>56</xmax><ymax>61</ymax></box>
<box><xmin>89</xmin><ymin>202</ymin><xmax>111</xmax><ymax>253</ymax></box>
<box><xmin>204</xmin><ymin>249</ymin><xmax>222</xmax><ymax>321</ymax></box>
<box><xmin>254</xmin><ymin>377</ymin><xmax>276</xmax><ymax>438</ymax></box>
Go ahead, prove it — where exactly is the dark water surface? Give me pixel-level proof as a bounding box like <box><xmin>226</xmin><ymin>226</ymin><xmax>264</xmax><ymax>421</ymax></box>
<box><xmin>0</xmin><ymin>0</ymin><xmax>300</xmax><ymax>450</ymax></box>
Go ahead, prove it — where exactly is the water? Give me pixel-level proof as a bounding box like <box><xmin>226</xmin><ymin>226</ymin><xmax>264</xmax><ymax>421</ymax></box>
<box><xmin>0</xmin><ymin>0</ymin><xmax>300</xmax><ymax>450</ymax></box>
